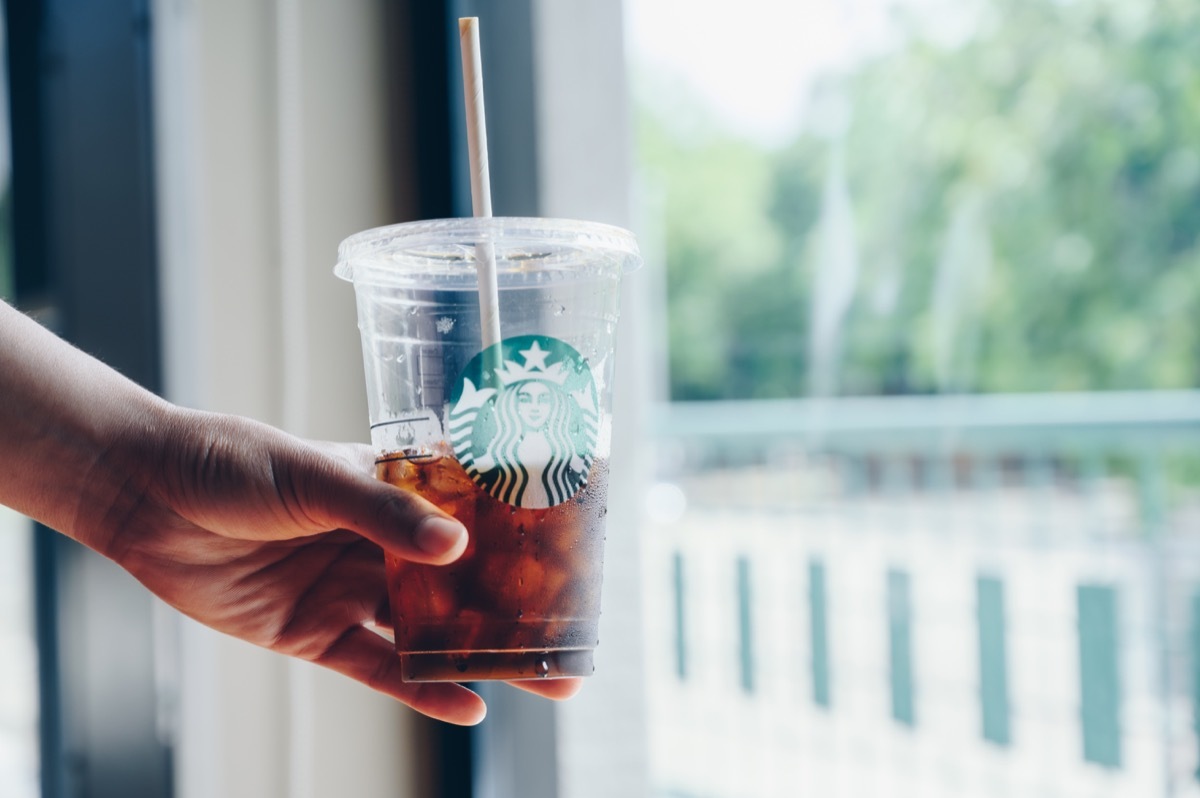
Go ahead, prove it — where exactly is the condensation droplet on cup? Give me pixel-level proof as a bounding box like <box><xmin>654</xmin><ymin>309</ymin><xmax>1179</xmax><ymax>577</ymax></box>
<box><xmin>534</xmin><ymin>658</ymin><xmax>550</xmax><ymax>677</ymax></box>
<box><xmin>553</xmin><ymin>304</ymin><xmax>566</xmax><ymax>316</ymax></box>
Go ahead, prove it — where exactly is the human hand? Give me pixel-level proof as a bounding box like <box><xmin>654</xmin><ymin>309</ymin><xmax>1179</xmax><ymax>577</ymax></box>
<box><xmin>86</xmin><ymin>407</ymin><xmax>581</xmax><ymax>725</ymax></box>
<box><xmin>0</xmin><ymin>301</ymin><xmax>576</xmax><ymax>724</ymax></box>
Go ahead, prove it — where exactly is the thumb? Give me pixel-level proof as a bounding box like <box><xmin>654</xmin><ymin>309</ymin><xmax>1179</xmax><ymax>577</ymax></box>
<box><xmin>285</xmin><ymin>441</ymin><xmax>468</xmax><ymax>565</ymax></box>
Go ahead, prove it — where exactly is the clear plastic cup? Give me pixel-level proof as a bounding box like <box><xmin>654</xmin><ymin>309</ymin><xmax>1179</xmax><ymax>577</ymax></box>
<box><xmin>335</xmin><ymin>217</ymin><xmax>641</xmax><ymax>682</ymax></box>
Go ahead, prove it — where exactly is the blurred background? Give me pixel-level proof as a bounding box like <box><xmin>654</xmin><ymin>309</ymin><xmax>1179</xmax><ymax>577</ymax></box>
<box><xmin>632</xmin><ymin>0</ymin><xmax>1200</xmax><ymax>796</ymax></box>
<box><xmin>1</xmin><ymin>0</ymin><xmax>1197</xmax><ymax>797</ymax></box>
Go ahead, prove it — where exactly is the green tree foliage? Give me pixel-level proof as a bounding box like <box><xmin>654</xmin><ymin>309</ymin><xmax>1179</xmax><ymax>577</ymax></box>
<box><xmin>639</xmin><ymin>0</ymin><xmax>1200</xmax><ymax>400</ymax></box>
<box><xmin>638</xmin><ymin>85</ymin><xmax>821</xmax><ymax>400</ymax></box>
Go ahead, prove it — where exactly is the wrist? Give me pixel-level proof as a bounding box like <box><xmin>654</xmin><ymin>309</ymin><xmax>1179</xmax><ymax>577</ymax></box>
<box><xmin>0</xmin><ymin>301</ymin><xmax>180</xmax><ymax>557</ymax></box>
<box><xmin>65</xmin><ymin>391</ymin><xmax>179</xmax><ymax>558</ymax></box>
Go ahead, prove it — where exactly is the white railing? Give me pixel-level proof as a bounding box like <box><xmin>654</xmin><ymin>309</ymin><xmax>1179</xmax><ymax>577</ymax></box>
<box><xmin>643</xmin><ymin>391</ymin><xmax>1200</xmax><ymax>798</ymax></box>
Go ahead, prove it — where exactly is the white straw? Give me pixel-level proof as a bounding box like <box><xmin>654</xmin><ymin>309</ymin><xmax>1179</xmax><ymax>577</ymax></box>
<box><xmin>459</xmin><ymin>17</ymin><xmax>502</xmax><ymax>349</ymax></box>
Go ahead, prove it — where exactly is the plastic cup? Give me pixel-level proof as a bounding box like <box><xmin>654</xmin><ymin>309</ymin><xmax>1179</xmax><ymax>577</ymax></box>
<box><xmin>335</xmin><ymin>217</ymin><xmax>641</xmax><ymax>682</ymax></box>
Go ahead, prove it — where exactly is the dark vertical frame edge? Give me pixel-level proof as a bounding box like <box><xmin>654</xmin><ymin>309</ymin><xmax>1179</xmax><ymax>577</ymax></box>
<box><xmin>6</xmin><ymin>0</ymin><xmax>170</xmax><ymax>795</ymax></box>
<box><xmin>384</xmin><ymin>1</ymin><xmax>546</xmax><ymax>794</ymax></box>
<box><xmin>384</xmin><ymin>2</ymin><xmax>472</xmax><ymax>796</ymax></box>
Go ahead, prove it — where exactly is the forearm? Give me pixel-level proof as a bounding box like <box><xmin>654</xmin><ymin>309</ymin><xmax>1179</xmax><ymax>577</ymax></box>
<box><xmin>0</xmin><ymin>301</ymin><xmax>173</xmax><ymax>548</ymax></box>
<box><xmin>0</xmin><ymin>307</ymin><xmax>500</xmax><ymax>724</ymax></box>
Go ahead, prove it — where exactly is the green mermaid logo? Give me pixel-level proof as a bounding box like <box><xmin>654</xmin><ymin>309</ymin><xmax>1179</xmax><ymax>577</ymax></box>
<box><xmin>448</xmin><ymin>335</ymin><xmax>599</xmax><ymax>509</ymax></box>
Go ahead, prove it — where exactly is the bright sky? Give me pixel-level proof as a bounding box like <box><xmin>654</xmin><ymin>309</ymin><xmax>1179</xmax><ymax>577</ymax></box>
<box><xmin>625</xmin><ymin>0</ymin><xmax>911</xmax><ymax>146</ymax></box>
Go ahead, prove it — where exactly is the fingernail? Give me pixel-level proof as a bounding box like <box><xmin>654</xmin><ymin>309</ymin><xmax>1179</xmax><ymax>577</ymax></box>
<box><xmin>415</xmin><ymin>516</ymin><xmax>467</xmax><ymax>556</ymax></box>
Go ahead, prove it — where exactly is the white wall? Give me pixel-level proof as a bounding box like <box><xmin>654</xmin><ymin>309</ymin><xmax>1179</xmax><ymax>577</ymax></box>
<box><xmin>152</xmin><ymin>2</ymin><xmax>423</xmax><ymax>797</ymax></box>
<box><xmin>0</xmin><ymin>507</ymin><xmax>37</xmax><ymax>798</ymax></box>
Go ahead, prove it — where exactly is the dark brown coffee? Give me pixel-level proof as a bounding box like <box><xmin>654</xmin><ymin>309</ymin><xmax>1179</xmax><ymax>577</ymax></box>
<box><xmin>377</xmin><ymin>451</ymin><xmax>608</xmax><ymax>682</ymax></box>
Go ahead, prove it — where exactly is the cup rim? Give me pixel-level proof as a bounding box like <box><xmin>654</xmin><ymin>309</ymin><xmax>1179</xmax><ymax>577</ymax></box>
<box><xmin>334</xmin><ymin>216</ymin><xmax>641</xmax><ymax>283</ymax></box>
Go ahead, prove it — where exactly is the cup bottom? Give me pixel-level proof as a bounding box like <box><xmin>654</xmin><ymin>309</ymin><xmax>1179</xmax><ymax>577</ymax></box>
<box><xmin>400</xmin><ymin>648</ymin><xmax>595</xmax><ymax>682</ymax></box>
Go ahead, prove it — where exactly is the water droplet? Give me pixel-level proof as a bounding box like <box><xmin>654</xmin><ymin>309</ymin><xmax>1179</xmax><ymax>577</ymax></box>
<box><xmin>408</xmin><ymin>305</ymin><xmax>419</xmax><ymax>315</ymax></box>
<box><xmin>518</xmin><ymin>577</ymin><xmax>524</xmax><ymax>586</ymax></box>
<box><xmin>553</xmin><ymin>304</ymin><xmax>566</xmax><ymax>316</ymax></box>
<box><xmin>396</xmin><ymin>353</ymin><xmax>407</xmax><ymax>363</ymax></box>
<box><xmin>517</xmin><ymin>610</ymin><xmax>524</xmax><ymax>619</ymax></box>
<box><xmin>416</xmin><ymin>386</ymin><xmax>423</xmax><ymax>395</ymax></box>
<box><xmin>534</xmin><ymin>658</ymin><xmax>550</xmax><ymax>677</ymax></box>
<box><xmin>455</xmin><ymin>658</ymin><xmax>469</xmax><ymax>673</ymax></box>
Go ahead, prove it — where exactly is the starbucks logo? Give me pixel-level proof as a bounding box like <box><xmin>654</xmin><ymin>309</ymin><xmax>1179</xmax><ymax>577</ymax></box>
<box><xmin>448</xmin><ymin>335</ymin><xmax>600</xmax><ymax>509</ymax></box>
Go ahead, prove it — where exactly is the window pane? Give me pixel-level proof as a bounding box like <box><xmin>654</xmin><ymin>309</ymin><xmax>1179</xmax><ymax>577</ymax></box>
<box><xmin>1078</xmin><ymin>584</ymin><xmax>1121</xmax><ymax>768</ymax></box>
<box><xmin>736</xmin><ymin>557</ymin><xmax>754</xmax><ymax>694</ymax></box>
<box><xmin>630</xmin><ymin>0</ymin><xmax>1200</xmax><ymax>796</ymax></box>
<box><xmin>631</xmin><ymin>0</ymin><xmax>1200</xmax><ymax>399</ymax></box>
<box><xmin>672</xmin><ymin>552</ymin><xmax>687</xmax><ymax>681</ymax></box>
<box><xmin>976</xmin><ymin>575</ymin><xmax>1011</xmax><ymax>747</ymax></box>
<box><xmin>809</xmin><ymin>559</ymin><xmax>830</xmax><ymax>709</ymax></box>
<box><xmin>887</xmin><ymin>569</ymin><xmax>915</xmax><ymax>727</ymax></box>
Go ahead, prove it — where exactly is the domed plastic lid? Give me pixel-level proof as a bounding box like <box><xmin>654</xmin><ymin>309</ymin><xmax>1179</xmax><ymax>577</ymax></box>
<box><xmin>335</xmin><ymin>217</ymin><xmax>642</xmax><ymax>289</ymax></box>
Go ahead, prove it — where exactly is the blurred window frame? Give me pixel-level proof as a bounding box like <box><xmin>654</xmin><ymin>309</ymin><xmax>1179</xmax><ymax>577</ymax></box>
<box><xmin>6</xmin><ymin>1</ymin><xmax>172</xmax><ymax>798</ymax></box>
